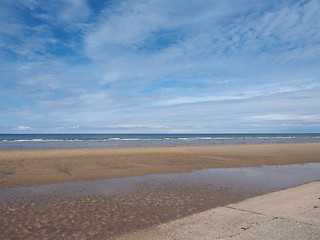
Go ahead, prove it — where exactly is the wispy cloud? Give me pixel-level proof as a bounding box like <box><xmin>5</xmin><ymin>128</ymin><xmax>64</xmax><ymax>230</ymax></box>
<box><xmin>84</xmin><ymin>0</ymin><xmax>320</xmax><ymax>86</ymax></box>
<box><xmin>154</xmin><ymin>79</ymin><xmax>319</xmax><ymax>106</ymax></box>
<box><xmin>249</xmin><ymin>114</ymin><xmax>320</xmax><ymax>122</ymax></box>
<box><xmin>105</xmin><ymin>124</ymin><xmax>170</xmax><ymax>129</ymax></box>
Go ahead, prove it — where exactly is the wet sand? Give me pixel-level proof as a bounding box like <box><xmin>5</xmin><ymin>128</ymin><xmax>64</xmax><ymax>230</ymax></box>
<box><xmin>0</xmin><ymin>143</ymin><xmax>320</xmax><ymax>187</ymax></box>
<box><xmin>0</xmin><ymin>177</ymin><xmax>260</xmax><ymax>239</ymax></box>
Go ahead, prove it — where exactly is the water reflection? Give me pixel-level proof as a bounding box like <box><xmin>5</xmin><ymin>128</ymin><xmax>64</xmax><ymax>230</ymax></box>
<box><xmin>1</xmin><ymin>163</ymin><xmax>320</xmax><ymax>205</ymax></box>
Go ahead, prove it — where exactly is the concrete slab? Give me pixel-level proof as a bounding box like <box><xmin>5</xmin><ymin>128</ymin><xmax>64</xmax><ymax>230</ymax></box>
<box><xmin>116</xmin><ymin>181</ymin><xmax>320</xmax><ymax>240</ymax></box>
<box><xmin>227</xmin><ymin>181</ymin><xmax>320</xmax><ymax>219</ymax></box>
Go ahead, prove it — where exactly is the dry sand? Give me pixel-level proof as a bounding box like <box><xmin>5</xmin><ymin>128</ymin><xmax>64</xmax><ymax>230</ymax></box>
<box><xmin>1</xmin><ymin>143</ymin><xmax>320</xmax><ymax>187</ymax></box>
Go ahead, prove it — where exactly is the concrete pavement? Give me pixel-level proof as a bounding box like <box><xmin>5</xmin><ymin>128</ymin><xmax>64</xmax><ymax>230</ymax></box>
<box><xmin>116</xmin><ymin>181</ymin><xmax>320</xmax><ymax>240</ymax></box>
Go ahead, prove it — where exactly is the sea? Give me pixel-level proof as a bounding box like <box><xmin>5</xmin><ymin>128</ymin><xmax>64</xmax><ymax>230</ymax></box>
<box><xmin>0</xmin><ymin>133</ymin><xmax>319</xmax><ymax>150</ymax></box>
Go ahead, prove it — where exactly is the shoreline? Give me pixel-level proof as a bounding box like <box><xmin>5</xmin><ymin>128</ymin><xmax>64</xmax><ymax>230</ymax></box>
<box><xmin>1</xmin><ymin>143</ymin><xmax>320</xmax><ymax>187</ymax></box>
<box><xmin>1</xmin><ymin>140</ymin><xmax>320</xmax><ymax>151</ymax></box>
<box><xmin>1</xmin><ymin>138</ymin><xmax>320</xmax><ymax>152</ymax></box>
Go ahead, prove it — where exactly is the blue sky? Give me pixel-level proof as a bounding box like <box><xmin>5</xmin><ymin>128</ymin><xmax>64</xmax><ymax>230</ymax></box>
<box><xmin>0</xmin><ymin>0</ymin><xmax>319</xmax><ymax>133</ymax></box>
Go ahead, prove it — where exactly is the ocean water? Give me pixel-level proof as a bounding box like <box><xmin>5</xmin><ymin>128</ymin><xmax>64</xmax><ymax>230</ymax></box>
<box><xmin>0</xmin><ymin>133</ymin><xmax>319</xmax><ymax>150</ymax></box>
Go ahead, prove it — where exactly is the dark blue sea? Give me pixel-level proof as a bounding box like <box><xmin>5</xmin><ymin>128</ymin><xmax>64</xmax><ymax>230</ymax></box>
<box><xmin>0</xmin><ymin>133</ymin><xmax>319</xmax><ymax>150</ymax></box>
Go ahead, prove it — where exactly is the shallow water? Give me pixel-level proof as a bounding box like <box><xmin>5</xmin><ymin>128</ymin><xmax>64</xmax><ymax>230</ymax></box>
<box><xmin>1</xmin><ymin>163</ymin><xmax>320</xmax><ymax>204</ymax></box>
<box><xmin>0</xmin><ymin>163</ymin><xmax>320</xmax><ymax>239</ymax></box>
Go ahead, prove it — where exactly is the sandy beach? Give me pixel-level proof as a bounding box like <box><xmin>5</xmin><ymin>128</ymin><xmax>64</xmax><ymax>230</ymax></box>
<box><xmin>0</xmin><ymin>143</ymin><xmax>320</xmax><ymax>187</ymax></box>
<box><xmin>1</xmin><ymin>143</ymin><xmax>320</xmax><ymax>239</ymax></box>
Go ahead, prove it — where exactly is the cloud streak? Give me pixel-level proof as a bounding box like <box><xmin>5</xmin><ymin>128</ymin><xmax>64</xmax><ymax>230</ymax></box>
<box><xmin>14</xmin><ymin>126</ymin><xmax>32</xmax><ymax>130</ymax></box>
<box><xmin>249</xmin><ymin>114</ymin><xmax>320</xmax><ymax>122</ymax></box>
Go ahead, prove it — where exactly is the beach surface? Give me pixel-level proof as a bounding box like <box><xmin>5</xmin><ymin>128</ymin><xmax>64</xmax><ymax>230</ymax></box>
<box><xmin>1</xmin><ymin>143</ymin><xmax>320</xmax><ymax>187</ymax></box>
<box><xmin>1</xmin><ymin>143</ymin><xmax>320</xmax><ymax>239</ymax></box>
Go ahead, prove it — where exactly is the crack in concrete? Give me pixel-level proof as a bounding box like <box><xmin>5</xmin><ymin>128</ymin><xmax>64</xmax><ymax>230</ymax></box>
<box><xmin>216</xmin><ymin>232</ymin><xmax>241</xmax><ymax>239</ymax></box>
<box><xmin>224</xmin><ymin>206</ymin><xmax>265</xmax><ymax>216</ymax></box>
<box><xmin>212</xmin><ymin>207</ymin><xmax>275</xmax><ymax>239</ymax></box>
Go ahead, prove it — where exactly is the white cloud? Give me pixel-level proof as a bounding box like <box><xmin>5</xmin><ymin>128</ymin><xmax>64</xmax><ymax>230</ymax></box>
<box><xmin>14</xmin><ymin>126</ymin><xmax>32</xmax><ymax>130</ymax></box>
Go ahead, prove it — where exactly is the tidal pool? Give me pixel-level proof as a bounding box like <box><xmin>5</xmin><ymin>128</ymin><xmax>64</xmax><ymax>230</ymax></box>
<box><xmin>1</xmin><ymin>163</ymin><xmax>320</xmax><ymax>239</ymax></box>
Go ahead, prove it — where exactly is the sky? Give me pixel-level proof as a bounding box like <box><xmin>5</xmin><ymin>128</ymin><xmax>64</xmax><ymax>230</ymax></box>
<box><xmin>0</xmin><ymin>0</ymin><xmax>319</xmax><ymax>133</ymax></box>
